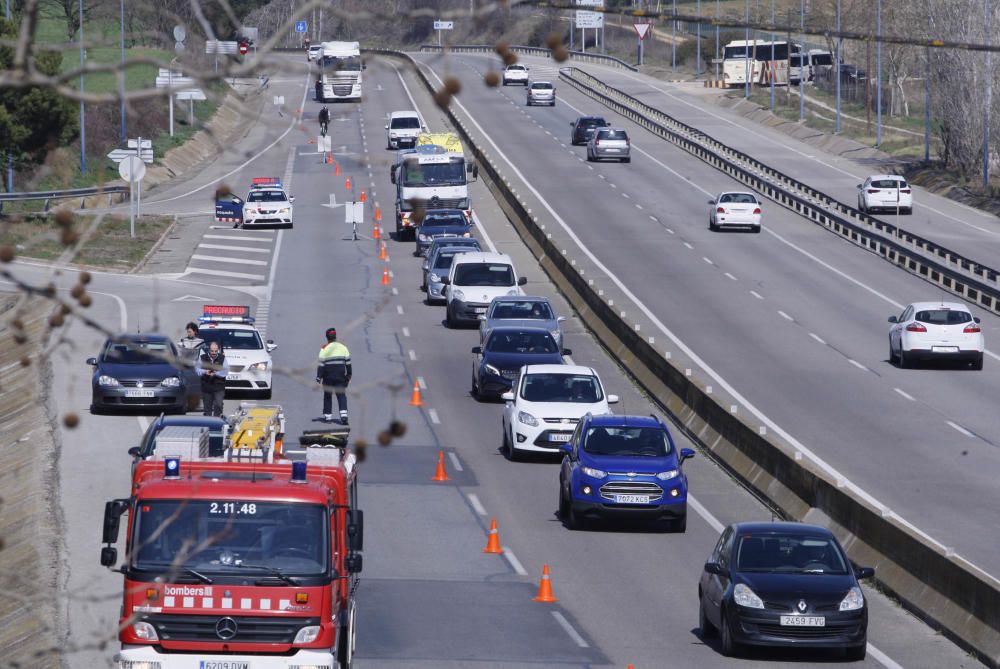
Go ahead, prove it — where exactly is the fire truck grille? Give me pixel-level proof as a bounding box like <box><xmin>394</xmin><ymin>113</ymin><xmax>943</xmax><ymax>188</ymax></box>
<box><xmin>144</xmin><ymin>614</ymin><xmax>320</xmax><ymax>643</ymax></box>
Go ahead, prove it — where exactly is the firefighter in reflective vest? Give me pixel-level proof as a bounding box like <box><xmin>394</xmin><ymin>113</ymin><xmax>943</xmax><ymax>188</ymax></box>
<box><xmin>316</xmin><ymin>327</ymin><xmax>352</xmax><ymax>424</ymax></box>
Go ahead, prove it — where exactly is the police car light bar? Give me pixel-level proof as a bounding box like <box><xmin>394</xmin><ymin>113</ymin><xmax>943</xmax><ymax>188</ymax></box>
<box><xmin>251</xmin><ymin>177</ymin><xmax>282</xmax><ymax>188</ymax></box>
<box><xmin>200</xmin><ymin>305</ymin><xmax>255</xmax><ymax>324</ymax></box>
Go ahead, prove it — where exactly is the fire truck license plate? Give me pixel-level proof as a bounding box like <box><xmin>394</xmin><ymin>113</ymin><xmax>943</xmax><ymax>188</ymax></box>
<box><xmin>200</xmin><ymin>662</ymin><xmax>250</xmax><ymax>669</ymax></box>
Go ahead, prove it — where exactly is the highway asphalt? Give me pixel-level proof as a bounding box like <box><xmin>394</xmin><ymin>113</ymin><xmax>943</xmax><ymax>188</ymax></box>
<box><xmin>26</xmin><ymin>52</ymin><xmax>988</xmax><ymax>668</ymax></box>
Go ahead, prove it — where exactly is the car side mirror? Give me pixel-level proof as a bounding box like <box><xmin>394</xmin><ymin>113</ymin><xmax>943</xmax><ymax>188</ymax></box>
<box><xmin>854</xmin><ymin>566</ymin><xmax>875</xmax><ymax>580</ymax></box>
<box><xmin>345</xmin><ymin>553</ymin><xmax>363</xmax><ymax>574</ymax></box>
<box><xmin>856</xmin><ymin>183</ymin><xmax>863</xmax><ymax>189</ymax></box>
<box><xmin>421</xmin><ymin>261</ymin><xmax>429</xmax><ymax>271</ymax></box>
<box><xmin>266</xmin><ymin>343</ymin><xmax>277</xmax><ymax>352</ymax></box>
<box><xmin>562</xmin><ymin>348</ymin><xmax>573</xmax><ymax>356</ymax></box>
<box><xmin>569</xmin><ymin>121</ymin><xmax>575</xmax><ymax>126</ymax></box>
<box><xmin>887</xmin><ymin>316</ymin><xmax>898</xmax><ymax>323</ymax></box>
<box><xmin>607</xmin><ymin>394</ymin><xmax>619</xmax><ymax>404</ymax></box>
<box><xmin>102</xmin><ymin>499</ymin><xmax>129</xmax><ymax>545</ymax></box>
<box><xmin>289</xmin><ymin>196</ymin><xmax>295</xmax><ymax>203</ymax></box>
<box><xmin>680</xmin><ymin>447</ymin><xmax>696</xmax><ymax>461</ymax></box>
<box><xmin>441</xmin><ymin>277</ymin><xmax>450</xmax><ymax>285</ymax></box>
<box><xmin>707</xmin><ymin>199</ymin><xmax>716</xmax><ymax>205</ymax></box>
<box><xmin>974</xmin><ymin>316</ymin><xmax>982</xmax><ymax>323</ymax></box>
<box><xmin>100</xmin><ymin>546</ymin><xmax>118</xmax><ymax>567</ymax></box>
<box><xmin>517</xmin><ymin>277</ymin><xmax>527</xmax><ymax>286</ymax></box>
<box><xmin>703</xmin><ymin>561</ymin><xmax>723</xmax><ymax>575</ymax></box>
<box><xmin>127</xmin><ymin>446</ymin><xmax>141</xmax><ymax>458</ymax></box>
<box><xmin>86</xmin><ymin>357</ymin><xmax>97</xmax><ymax>366</ymax></box>
<box><xmin>384</xmin><ymin>124</ymin><xmax>389</xmax><ymax>130</ymax></box>
<box><xmin>471</xmin><ymin>346</ymin><xmax>482</xmax><ymax>355</ymax></box>
<box><xmin>558</xmin><ymin>442</ymin><xmax>573</xmax><ymax>454</ymax></box>
<box><xmin>557</xmin><ymin>316</ymin><xmax>566</xmax><ymax>322</ymax></box>
<box><xmin>347</xmin><ymin>509</ymin><xmax>364</xmax><ymax>552</ymax></box>
<box><xmin>501</xmin><ymin>391</ymin><xmax>514</xmax><ymax>401</ymax></box>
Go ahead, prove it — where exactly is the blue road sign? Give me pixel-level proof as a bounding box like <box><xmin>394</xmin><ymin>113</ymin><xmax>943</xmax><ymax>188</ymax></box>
<box><xmin>295</xmin><ymin>21</ymin><xmax>307</xmax><ymax>33</ymax></box>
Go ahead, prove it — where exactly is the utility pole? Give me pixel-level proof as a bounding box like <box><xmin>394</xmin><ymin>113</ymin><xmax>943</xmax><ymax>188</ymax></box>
<box><xmin>876</xmin><ymin>0</ymin><xmax>882</xmax><ymax>147</ymax></box>
<box><xmin>696</xmin><ymin>0</ymin><xmax>701</xmax><ymax>77</ymax></box>
<box><xmin>924</xmin><ymin>0</ymin><xmax>932</xmax><ymax>161</ymax></box>
<box><xmin>835</xmin><ymin>0</ymin><xmax>842</xmax><ymax>134</ymax></box>
<box><xmin>744</xmin><ymin>0</ymin><xmax>750</xmax><ymax>99</ymax></box>
<box><xmin>79</xmin><ymin>0</ymin><xmax>86</xmax><ymax>174</ymax></box>
<box><xmin>770</xmin><ymin>0</ymin><xmax>775</xmax><ymax>111</ymax></box>
<box><xmin>984</xmin><ymin>0</ymin><xmax>992</xmax><ymax>189</ymax></box>
<box><xmin>672</xmin><ymin>0</ymin><xmax>676</xmax><ymax>73</ymax></box>
<box><xmin>715</xmin><ymin>0</ymin><xmax>720</xmax><ymax>80</ymax></box>
<box><xmin>120</xmin><ymin>0</ymin><xmax>126</xmax><ymax>144</ymax></box>
<box><xmin>5</xmin><ymin>0</ymin><xmax>11</xmax><ymax>191</ymax></box>
<box><xmin>799</xmin><ymin>0</ymin><xmax>805</xmax><ymax>121</ymax></box>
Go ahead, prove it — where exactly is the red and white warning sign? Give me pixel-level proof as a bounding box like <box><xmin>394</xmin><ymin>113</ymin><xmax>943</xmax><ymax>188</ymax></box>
<box><xmin>633</xmin><ymin>23</ymin><xmax>651</xmax><ymax>40</ymax></box>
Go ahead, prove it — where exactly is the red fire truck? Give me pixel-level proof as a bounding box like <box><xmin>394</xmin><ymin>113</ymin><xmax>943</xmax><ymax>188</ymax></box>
<box><xmin>101</xmin><ymin>427</ymin><xmax>362</xmax><ymax>669</ymax></box>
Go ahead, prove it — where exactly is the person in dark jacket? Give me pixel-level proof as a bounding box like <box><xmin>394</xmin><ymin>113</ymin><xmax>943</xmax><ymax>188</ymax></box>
<box><xmin>316</xmin><ymin>327</ymin><xmax>351</xmax><ymax>424</ymax></box>
<box><xmin>196</xmin><ymin>341</ymin><xmax>230</xmax><ymax>417</ymax></box>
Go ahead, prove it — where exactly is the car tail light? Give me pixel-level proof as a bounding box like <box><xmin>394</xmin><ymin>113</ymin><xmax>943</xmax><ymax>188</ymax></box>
<box><xmin>716</xmin><ymin>207</ymin><xmax>726</xmax><ymax>214</ymax></box>
<box><xmin>964</xmin><ymin>323</ymin><xmax>982</xmax><ymax>333</ymax></box>
<box><xmin>901</xmin><ymin>188</ymin><xmax>911</xmax><ymax>194</ymax></box>
<box><xmin>867</xmin><ymin>189</ymin><xmax>879</xmax><ymax>194</ymax></box>
<box><xmin>753</xmin><ymin>207</ymin><xmax>762</xmax><ymax>214</ymax></box>
<box><xmin>906</xmin><ymin>323</ymin><xmax>927</xmax><ymax>332</ymax></box>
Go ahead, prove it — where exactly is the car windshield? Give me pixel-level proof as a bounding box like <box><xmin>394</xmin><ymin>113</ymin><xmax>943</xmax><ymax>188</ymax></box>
<box><xmin>102</xmin><ymin>340</ymin><xmax>173</xmax><ymax>364</ymax></box>
<box><xmin>914</xmin><ymin>309</ymin><xmax>972</xmax><ymax>324</ymax></box>
<box><xmin>583</xmin><ymin>426</ymin><xmax>672</xmax><ymax>457</ymax></box>
<box><xmin>579</xmin><ymin>118</ymin><xmax>607</xmax><ymax>128</ymax></box>
<box><xmin>532</xmin><ymin>83</ymin><xmax>553</xmax><ymax>90</ymax></box>
<box><xmin>320</xmin><ymin>55</ymin><xmax>361</xmax><ymax>71</ymax></box>
<box><xmin>433</xmin><ymin>252</ymin><xmax>459</xmax><ymax>269</ymax></box>
<box><xmin>870</xmin><ymin>179</ymin><xmax>906</xmax><ymax>188</ymax></box>
<box><xmin>199</xmin><ymin>328</ymin><xmax>264</xmax><ymax>351</ymax></box>
<box><xmin>521</xmin><ymin>373</ymin><xmax>602</xmax><ymax>403</ymax></box>
<box><xmin>391</xmin><ymin>117</ymin><xmax>420</xmax><ymax>129</ymax></box>
<box><xmin>598</xmin><ymin>130</ymin><xmax>628</xmax><ymax>140</ymax></box>
<box><xmin>131</xmin><ymin>500</ymin><xmax>328</xmax><ymax>575</ymax></box>
<box><xmin>490</xmin><ymin>300</ymin><xmax>553</xmax><ymax>320</ymax></box>
<box><xmin>248</xmin><ymin>190</ymin><xmax>287</xmax><ymax>202</ymax></box>
<box><xmin>454</xmin><ymin>262</ymin><xmax>515</xmax><ymax>287</ymax></box>
<box><xmin>423</xmin><ymin>215</ymin><xmax>467</xmax><ymax>228</ymax></box>
<box><xmin>811</xmin><ymin>53</ymin><xmax>833</xmax><ymax>66</ymax></box>
<box><xmin>719</xmin><ymin>193</ymin><xmax>758</xmax><ymax>204</ymax></box>
<box><xmin>486</xmin><ymin>331</ymin><xmax>558</xmax><ymax>354</ymax></box>
<box><xmin>735</xmin><ymin>533</ymin><xmax>849</xmax><ymax>574</ymax></box>
<box><xmin>402</xmin><ymin>159</ymin><xmax>467</xmax><ymax>187</ymax></box>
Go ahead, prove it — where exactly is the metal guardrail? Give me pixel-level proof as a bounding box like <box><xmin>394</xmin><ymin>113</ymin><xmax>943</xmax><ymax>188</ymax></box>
<box><xmin>558</xmin><ymin>66</ymin><xmax>1000</xmax><ymax>315</ymax></box>
<box><xmin>373</xmin><ymin>48</ymin><xmax>1000</xmax><ymax>667</ymax></box>
<box><xmin>0</xmin><ymin>185</ymin><xmax>129</xmax><ymax>213</ymax></box>
<box><xmin>418</xmin><ymin>44</ymin><xmax>638</xmax><ymax>72</ymax></box>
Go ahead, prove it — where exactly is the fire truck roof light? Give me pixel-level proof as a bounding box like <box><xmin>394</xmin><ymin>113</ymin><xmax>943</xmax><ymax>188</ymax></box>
<box><xmin>291</xmin><ymin>461</ymin><xmax>308</xmax><ymax>483</ymax></box>
<box><xmin>164</xmin><ymin>457</ymin><xmax>181</xmax><ymax>479</ymax></box>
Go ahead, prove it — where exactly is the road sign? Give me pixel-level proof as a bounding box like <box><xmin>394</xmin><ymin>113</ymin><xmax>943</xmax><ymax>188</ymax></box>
<box><xmin>127</xmin><ymin>139</ymin><xmax>152</xmax><ymax>149</ymax></box>
<box><xmin>242</xmin><ymin>27</ymin><xmax>258</xmax><ymax>44</ymax></box>
<box><xmin>119</xmin><ymin>155</ymin><xmax>146</xmax><ymax>183</ymax></box>
<box><xmin>295</xmin><ymin>20</ymin><xmax>307</xmax><ymax>33</ymax></box>
<box><xmin>634</xmin><ymin>23</ymin><xmax>651</xmax><ymax>40</ymax></box>
<box><xmin>576</xmin><ymin>0</ymin><xmax>603</xmax><ymax>5</ymax></box>
<box><xmin>576</xmin><ymin>10</ymin><xmax>604</xmax><ymax>29</ymax></box>
<box><xmin>156</xmin><ymin>72</ymin><xmax>195</xmax><ymax>88</ymax></box>
<box><xmin>175</xmin><ymin>89</ymin><xmax>206</xmax><ymax>100</ymax></box>
<box><xmin>108</xmin><ymin>148</ymin><xmax>153</xmax><ymax>164</ymax></box>
<box><xmin>433</xmin><ymin>21</ymin><xmax>454</xmax><ymax>30</ymax></box>
<box><xmin>273</xmin><ymin>95</ymin><xmax>285</xmax><ymax>105</ymax></box>
<box><xmin>318</xmin><ymin>135</ymin><xmax>332</xmax><ymax>153</ymax></box>
<box><xmin>238</xmin><ymin>42</ymin><xmax>249</xmax><ymax>55</ymax></box>
<box><xmin>206</xmin><ymin>40</ymin><xmax>238</xmax><ymax>54</ymax></box>
<box><xmin>345</xmin><ymin>201</ymin><xmax>363</xmax><ymax>225</ymax></box>
<box><xmin>173</xmin><ymin>25</ymin><xmax>186</xmax><ymax>42</ymax></box>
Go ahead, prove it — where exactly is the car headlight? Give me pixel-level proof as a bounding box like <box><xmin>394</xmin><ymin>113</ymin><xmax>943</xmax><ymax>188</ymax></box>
<box><xmin>656</xmin><ymin>469</ymin><xmax>679</xmax><ymax>481</ymax></box>
<box><xmin>418</xmin><ymin>234</ymin><xmax>430</xmax><ymax>241</ymax></box>
<box><xmin>733</xmin><ymin>583</ymin><xmax>764</xmax><ymax>609</ymax></box>
<box><xmin>98</xmin><ymin>375</ymin><xmax>119</xmax><ymax>387</ymax></box>
<box><xmin>248</xmin><ymin>361</ymin><xmax>269</xmax><ymax>372</ymax></box>
<box><xmin>279</xmin><ymin>207</ymin><xmax>290</xmax><ymax>214</ymax></box>
<box><xmin>292</xmin><ymin>624</ymin><xmax>321</xmax><ymax>644</ymax></box>
<box><xmin>159</xmin><ymin>376</ymin><xmax>181</xmax><ymax>388</ymax></box>
<box><xmin>517</xmin><ymin>411</ymin><xmax>538</xmax><ymax>427</ymax></box>
<box><xmin>484</xmin><ymin>363</ymin><xmax>501</xmax><ymax>376</ymax></box>
<box><xmin>131</xmin><ymin>621</ymin><xmax>158</xmax><ymax>640</ymax></box>
<box><xmin>839</xmin><ymin>586</ymin><xmax>865</xmax><ymax>611</ymax></box>
<box><xmin>463</xmin><ymin>232</ymin><xmax>471</xmax><ymax>237</ymax></box>
<box><xmin>452</xmin><ymin>289</ymin><xmax>465</xmax><ymax>301</ymax></box>
<box><xmin>581</xmin><ymin>466</ymin><xmax>607</xmax><ymax>479</ymax></box>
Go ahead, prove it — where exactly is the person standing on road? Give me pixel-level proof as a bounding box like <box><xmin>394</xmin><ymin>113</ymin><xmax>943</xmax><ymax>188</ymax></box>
<box><xmin>316</xmin><ymin>327</ymin><xmax>351</xmax><ymax>424</ymax></box>
<box><xmin>318</xmin><ymin>105</ymin><xmax>330</xmax><ymax>136</ymax></box>
<box><xmin>196</xmin><ymin>341</ymin><xmax>229</xmax><ymax>417</ymax></box>
<box><xmin>177</xmin><ymin>322</ymin><xmax>205</xmax><ymax>412</ymax></box>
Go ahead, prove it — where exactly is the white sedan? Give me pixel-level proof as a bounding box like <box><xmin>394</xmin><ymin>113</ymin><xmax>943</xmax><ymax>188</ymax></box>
<box><xmin>858</xmin><ymin>175</ymin><xmax>912</xmax><ymax>214</ymax></box>
<box><xmin>709</xmin><ymin>192</ymin><xmax>762</xmax><ymax>232</ymax></box>
<box><xmin>501</xmin><ymin>364</ymin><xmax>618</xmax><ymax>461</ymax></box>
<box><xmin>888</xmin><ymin>301</ymin><xmax>984</xmax><ymax>369</ymax></box>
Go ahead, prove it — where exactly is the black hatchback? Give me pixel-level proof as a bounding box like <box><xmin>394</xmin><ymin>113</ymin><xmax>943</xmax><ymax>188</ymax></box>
<box><xmin>569</xmin><ymin>116</ymin><xmax>609</xmax><ymax>145</ymax></box>
<box><xmin>87</xmin><ymin>334</ymin><xmax>189</xmax><ymax>414</ymax></box>
<box><xmin>698</xmin><ymin>521</ymin><xmax>874</xmax><ymax>661</ymax></box>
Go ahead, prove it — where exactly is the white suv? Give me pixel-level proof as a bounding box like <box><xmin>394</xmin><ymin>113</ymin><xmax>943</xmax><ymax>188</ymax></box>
<box><xmin>198</xmin><ymin>307</ymin><xmax>278</xmax><ymax>398</ymax></box>
<box><xmin>857</xmin><ymin>175</ymin><xmax>912</xmax><ymax>214</ymax></box>
<box><xmin>444</xmin><ymin>251</ymin><xmax>526</xmax><ymax>327</ymax></box>
<box><xmin>502</xmin><ymin>64</ymin><xmax>529</xmax><ymax>86</ymax></box>
<box><xmin>243</xmin><ymin>178</ymin><xmax>293</xmax><ymax>228</ymax></box>
<box><xmin>385</xmin><ymin>110</ymin><xmax>424</xmax><ymax>149</ymax></box>
<box><xmin>501</xmin><ymin>364</ymin><xmax>618</xmax><ymax>460</ymax></box>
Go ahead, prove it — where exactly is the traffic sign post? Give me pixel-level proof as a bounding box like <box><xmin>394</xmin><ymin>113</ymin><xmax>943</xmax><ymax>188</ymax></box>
<box><xmin>344</xmin><ymin>201</ymin><xmax>364</xmax><ymax>241</ymax></box>
<box><xmin>433</xmin><ymin>20</ymin><xmax>454</xmax><ymax>47</ymax></box>
<box><xmin>118</xmin><ymin>154</ymin><xmax>146</xmax><ymax>239</ymax></box>
<box><xmin>634</xmin><ymin>22</ymin><xmax>651</xmax><ymax>66</ymax></box>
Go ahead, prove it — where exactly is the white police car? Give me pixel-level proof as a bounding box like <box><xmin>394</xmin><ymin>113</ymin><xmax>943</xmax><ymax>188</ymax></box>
<box><xmin>197</xmin><ymin>306</ymin><xmax>277</xmax><ymax>398</ymax></box>
<box><xmin>243</xmin><ymin>177</ymin><xmax>294</xmax><ymax>228</ymax></box>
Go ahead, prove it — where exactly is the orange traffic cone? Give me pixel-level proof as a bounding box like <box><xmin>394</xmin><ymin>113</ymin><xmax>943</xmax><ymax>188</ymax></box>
<box><xmin>432</xmin><ymin>450</ymin><xmax>449</xmax><ymax>481</ymax></box>
<box><xmin>373</xmin><ymin>224</ymin><xmax>381</xmax><ymax>241</ymax></box>
<box><xmin>483</xmin><ymin>518</ymin><xmax>503</xmax><ymax>554</ymax></box>
<box><xmin>345</xmin><ymin>177</ymin><xmax>352</xmax><ymax>190</ymax></box>
<box><xmin>374</xmin><ymin>206</ymin><xmax>382</xmax><ymax>222</ymax></box>
<box><xmin>360</xmin><ymin>190</ymin><xmax>367</xmax><ymax>203</ymax></box>
<box><xmin>533</xmin><ymin>564</ymin><xmax>558</xmax><ymax>602</ymax></box>
<box><xmin>335</xmin><ymin>162</ymin><xmax>341</xmax><ymax>176</ymax></box>
<box><xmin>378</xmin><ymin>242</ymin><xmax>387</xmax><ymax>260</ymax></box>
<box><xmin>381</xmin><ymin>266</ymin><xmax>390</xmax><ymax>286</ymax></box>
<box><xmin>409</xmin><ymin>380</ymin><xmax>423</xmax><ymax>407</ymax></box>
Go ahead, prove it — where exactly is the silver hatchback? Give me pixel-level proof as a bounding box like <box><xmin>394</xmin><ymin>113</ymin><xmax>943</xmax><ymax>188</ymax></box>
<box><xmin>587</xmin><ymin>128</ymin><xmax>630</xmax><ymax>163</ymax></box>
<box><xmin>526</xmin><ymin>81</ymin><xmax>556</xmax><ymax>106</ymax></box>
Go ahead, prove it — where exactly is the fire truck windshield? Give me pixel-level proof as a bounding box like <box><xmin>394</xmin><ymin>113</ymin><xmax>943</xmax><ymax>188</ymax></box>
<box><xmin>131</xmin><ymin>500</ymin><xmax>328</xmax><ymax>576</ymax></box>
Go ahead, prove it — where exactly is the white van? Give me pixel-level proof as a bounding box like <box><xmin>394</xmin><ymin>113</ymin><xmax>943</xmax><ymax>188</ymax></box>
<box><xmin>443</xmin><ymin>252</ymin><xmax>527</xmax><ymax>327</ymax></box>
<box><xmin>385</xmin><ymin>110</ymin><xmax>424</xmax><ymax>150</ymax></box>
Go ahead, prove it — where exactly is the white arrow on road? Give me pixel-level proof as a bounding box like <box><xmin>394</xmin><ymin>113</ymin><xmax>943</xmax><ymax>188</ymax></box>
<box><xmin>172</xmin><ymin>294</ymin><xmax>214</xmax><ymax>302</ymax></box>
<box><xmin>321</xmin><ymin>193</ymin><xmax>343</xmax><ymax>210</ymax></box>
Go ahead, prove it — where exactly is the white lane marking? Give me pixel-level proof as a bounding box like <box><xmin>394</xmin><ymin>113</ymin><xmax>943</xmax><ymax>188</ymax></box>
<box><xmin>428</xmin><ymin>408</ymin><xmax>441</xmax><ymax>424</ymax></box>
<box><xmin>724</xmin><ymin>272</ymin><xmax>737</xmax><ymax>281</ymax></box>
<box><xmin>448</xmin><ymin>452</ymin><xmax>463</xmax><ymax>472</ymax></box>
<box><xmin>778</xmin><ymin>310</ymin><xmax>793</xmax><ymax>321</ymax></box>
<box><xmin>649</xmin><ymin>215</ymin><xmax>657</xmax><ymax>222</ymax></box>
<box><xmin>472</xmin><ymin>210</ymin><xmax>499</xmax><ymax>253</ymax></box>
<box><xmin>408</xmin><ymin>350</ymin><xmax>417</xmax><ymax>361</ymax></box>
<box><xmin>894</xmin><ymin>387</ymin><xmax>915</xmax><ymax>401</ymax></box>
<box><xmin>136</xmin><ymin>416</ymin><xmax>149</xmax><ymax>433</ymax></box>
<box><xmin>683</xmin><ymin>242</ymin><xmax>693</xmax><ymax>250</ymax></box>
<box><xmin>809</xmin><ymin>333</ymin><xmax>827</xmax><ymax>344</ymax></box>
<box><xmin>635</xmin><ymin>203</ymin><xmax>643</xmax><ymax>209</ymax></box>
<box><xmin>946</xmin><ymin>421</ymin><xmax>974</xmax><ymax>438</ymax></box>
<box><xmin>149</xmin><ymin>73</ymin><xmax>310</xmax><ymax>204</ymax></box>
<box><xmin>702</xmin><ymin>256</ymin><xmax>713</xmax><ymax>265</ymax></box>
<box><xmin>391</xmin><ymin>287</ymin><xmax>399</xmax><ymax>296</ymax></box>
<box><xmin>466</xmin><ymin>492</ymin><xmax>487</xmax><ymax>516</ymax></box>
<box><xmin>867</xmin><ymin>644</ymin><xmax>906</xmax><ymax>669</ymax></box>
<box><xmin>665</xmin><ymin>228</ymin><xmax>674</xmax><ymax>234</ymax></box>
<box><xmin>750</xmin><ymin>290</ymin><xmax>764</xmax><ymax>300</ymax></box>
<box><xmin>687</xmin><ymin>495</ymin><xmax>724</xmax><ymax>534</ymax></box>
<box><xmin>551</xmin><ymin>611</ymin><xmax>589</xmax><ymax>649</ymax></box>
<box><xmin>191</xmin><ymin>254</ymin><xmax>268</xmax><ymax>266</ymax></box>
<box><xmin>402</xmin><ymin>326</ymin><xmax>410</xmax><ymax>337</ymax></box>
<box><xmin>198</xmin><ymin>243</ymin><xmax>271</xmax><ymax>254</ymax></box>
<box><xmin>417</xmin><ymin>376</ymin><xmax>427</xmax><ymax>390</ymax></box>
<box><xmin>502</xmin><ymin>548</ymin><xmax>528</xmax><ymax>576</ymax></box>
<box><xmin>425</xmin><ymin>59</ymin><xmax>954</xmax><ymax>564</ymax></box>
<box><xmin>183</xmin><ymin>267</ymin><xmax>267</xmax><ymax>281</ymax></box>
<box><xmin>849</xmin><ymin>359</ymin><xmax>868</xmax><ymax>371</ymax></box>
<box><xmin>204</xmin><ymin>234</ymin><xmax>274</xmax><ymax>242</ymax></box>
<box><xmin>90</xmin><ymin>289</ymin><xmax>129</xmax><ymax>331</ymax></box>
<box><xmin>396</xmin><ymin>305</ymin><xmax>405</xmax><ymax>315</ymax></box>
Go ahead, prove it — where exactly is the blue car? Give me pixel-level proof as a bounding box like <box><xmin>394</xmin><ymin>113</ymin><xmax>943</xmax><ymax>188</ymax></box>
<box><xmin>471</xmin><ymin>326</ymin><xmax>569</xmax><ymax>401</ymax></box>
<box><xmin>558</xmin><ymin>414</ymin><xmax>695</xmax><ymax>532</ymax></box>
<box><xmin>415</xmin><ymin>208</ymin><xmax>472</xmax><ymax>256</ymax></box>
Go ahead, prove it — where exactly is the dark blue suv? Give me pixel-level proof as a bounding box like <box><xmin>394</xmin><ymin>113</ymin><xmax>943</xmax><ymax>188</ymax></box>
<box><xmin>558</xmin><ymin>414</ymin><xmax>695</xmax><ymax>532</ymax></box>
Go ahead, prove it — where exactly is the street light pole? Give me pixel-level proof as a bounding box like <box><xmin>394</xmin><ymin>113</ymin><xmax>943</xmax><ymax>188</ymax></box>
<box><xmin>835</xmin><ymin>0</ymin><xmax>842</xmax><ymax>134</ymax></box>
<box><xmin>925</xmin><ymin>0</ymin><xmax>932</xmax><ymax>161</ymax></box>
<box><xmin>120</xmin><ymin>0</ymin><xmax>126</xmax><ymax>144</ymax></box>
<box><xmin>770</xmin><ymin>0</ymin><xmax>775</xmax><ymax>111</ymax></box>
<box><xmin>79</xmin><ymin>0</ymin><xmax>86</xmax><ymax>174</ymax></box>
<box><xmin>984</xmin><ymin>0</ymin><xmax>991</xmax><ymax>190</ymax></box>
<box><xmin>696</xmin><ymin>0</ymin><xmax>701</xmax><ymax>77</ymax></box>
<box><xmin>744</xmin><ymin>0</ymin><xmax>750</xmax><ymax>99</ymax></box>
<box><xmin>799</xmin><ymin>0</ymin><xmax>805</xmax><ymax>121</ymax></box>
<box><xmin>672</xmin><ymin>0</ymin><xmax>676</xmax><ymax>73</ymax></box>
<box><xmin>715</xmin><ymin>0</ymin><xmax>720</xmax><ymax>80</ymax></box>
<box><xmin>876</xmin><ymin>0</ymin><xmax>882</xmax><ymax>147</ymax></box>
<box><xmin>5</xmin><ymin>0</ymin><xmax>10</xmax><ymax>192</ymax></box>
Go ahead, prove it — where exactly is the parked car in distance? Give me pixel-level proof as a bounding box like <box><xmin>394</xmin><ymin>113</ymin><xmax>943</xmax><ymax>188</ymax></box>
<box><xmin>586</xmin><ymin>127</ymin><xmax>631</xmax><ymax>163</ymax></box>
<box><xmin>88</xmin><ymin>334</ymin><xmax>188</xmax><ymax>414</ymax></box>
<box><xmin>698</xmin><ymin>521</ymin><xmax>874</xmax><ymax>661</ymax></box>
<box><xmin>888</xmin><ymin>301</ymin><xmax>984</xmax><ymax>369</ymax></box>
<box><xmin>502</xmin><ymin>63</ymin><xmax>530</xmax><ymax>86</ymax></box>
<box><xmin>307</xmin><ymin>44</ymin><xmax>322</xmax><ymax>61</ymax></box>
<box><xmin>471</xmin><ymin>326</ymin><xmax>569</xmax><ymax>400</ymax></box>
<box><xmin>857</xmin><ymin>175</ymin><xmax>912</xmax><ymax>214</ymax></box>
<box><xmin>526</xmin><ymin>81</ymin><xmax>556</xmax><ymax>106</ymax></box>
<box><xmin>415</xmin><ymin>208</ymin><xmax>472</xmax><ymax>256</ymax></box>
<box><xmin>709</xmin><ymin>192</ymin><xmax>762</xmax><ymax>232</ymax></box>
<box><xmin>558</xmin><ymin>414</ymin><xmax>694</xmax><ymax>531</ymax></box>
<box><xmin>570</xmin><ymin>116</ymin><xmax>609</xmax><ymax>145</ymax></box>
<box><xmin>422</xmin><ymin>238</ymin><xmax>482</xmax><ymax>301</ymax></box>
<box><xmin>479</xmin><ymin>295</ymin><xmax>566</xmax><ymax>348</ymax></box>
<box><xmin>501</xmin><ymin>364</ymin><xmax>617</xmax><ymax>461</ymax></box>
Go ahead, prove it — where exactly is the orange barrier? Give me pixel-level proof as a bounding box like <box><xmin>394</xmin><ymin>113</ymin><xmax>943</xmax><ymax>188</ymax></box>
<box><xmin>345</xmin><ymin>177</ymin><xmax>352</xmax><ymax>190</ymax></box>
<box><xmin>378</xmin><ymin>242</ymin><xmax>387</xmax><ymax>260</ymax></box>
<box><xmin>432</xmin><ymin>450</ymin><xmax>449</xmax><ymax>481</ymax></box>
<box><xmin>381</xmin><ymin>266</ymin><xmax>390</xmax><ymax>285</ymax></box>
<box><xmin>360</xmin><ymin>190</ymin><xmax>367</xmax><ymax>203</ymax></box>
<box><xmin>335</xmin><ymin>163</ymin><xmax>341</xmax><ymax>176</ymax></box>
<box><xmin>409</xmin><ymin>380</ymin><xmax>423</xmax><ymax>407</ymax></box>
<box><xmin>483</xmin><ymin>518</ymin><xmax>503</xmax><ymax>554</ymax></box>
<box><xmin>533</xmin><ymin>564</ymin><xmax>558</xmax><ymax>602</ymax></box>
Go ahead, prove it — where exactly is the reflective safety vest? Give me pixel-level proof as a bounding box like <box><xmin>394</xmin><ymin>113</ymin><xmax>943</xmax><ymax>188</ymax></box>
<box><xmin>318</xmin><ymin>341</ymin><xmax>351</xmax><ymax>380</ymax></box>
